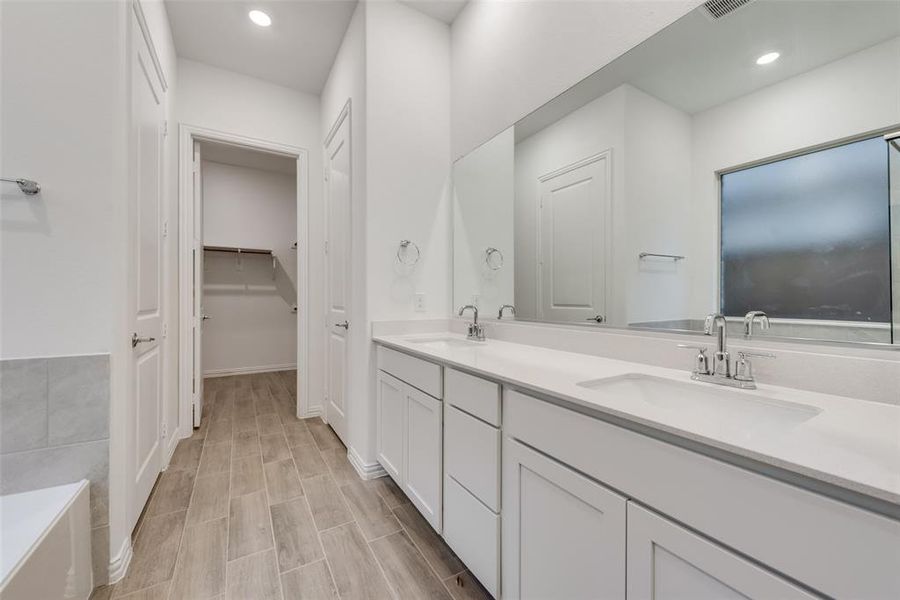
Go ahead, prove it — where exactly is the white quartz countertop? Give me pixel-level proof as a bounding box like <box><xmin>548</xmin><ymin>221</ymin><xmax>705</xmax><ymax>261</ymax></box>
<box><xmin>373</xmin><ymin>333</ymin><xmax>900</xmax><ymax>507</ymax></box>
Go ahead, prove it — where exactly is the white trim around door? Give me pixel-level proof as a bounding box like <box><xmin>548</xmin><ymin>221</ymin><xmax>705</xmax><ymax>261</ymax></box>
<box><xmin>177</xmin><ymin>124</ymin><xmax>312</xmax><ymax>437</ymax></box>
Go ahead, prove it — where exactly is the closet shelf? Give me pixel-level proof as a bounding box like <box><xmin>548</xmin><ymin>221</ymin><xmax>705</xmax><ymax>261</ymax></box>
<box><xmin>203</xmin><ymin>245</ymin><xmax>273</xmax><ymax>255</ymax></box>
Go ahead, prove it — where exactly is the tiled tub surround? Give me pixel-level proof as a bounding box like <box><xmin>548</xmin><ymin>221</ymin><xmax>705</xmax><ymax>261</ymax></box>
<box><xmin>373</xmin><ymin>329</ymin><xmax>900</xmax><ymax>511</ymax></box>
<box><xmin>0</xmin><ymin>354</ymin><xmax>110</xmax><ymax>585</ymax></box>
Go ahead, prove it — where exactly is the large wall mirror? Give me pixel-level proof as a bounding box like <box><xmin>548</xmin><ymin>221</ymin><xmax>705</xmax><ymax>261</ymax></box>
<box><xmin>452</xmin><ymin>0</ymin><xmax>900</xmax><ymax>346</ymax></box>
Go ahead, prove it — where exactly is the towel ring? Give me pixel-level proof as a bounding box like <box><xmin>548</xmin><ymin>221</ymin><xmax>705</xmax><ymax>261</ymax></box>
<box><xmin>397</xmin><ymin>240</ymin><xmax>420</xmax><ymax>266</ymax></box>
<box><xmin>485</xmin><ymin>247</ymin><xmax>504</xmax><ymax>270</ymax></box>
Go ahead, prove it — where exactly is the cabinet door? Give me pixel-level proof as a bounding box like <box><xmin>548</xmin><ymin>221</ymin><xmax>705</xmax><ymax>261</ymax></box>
<box><xmin>405</xmin><ymin>386</ymin><xmax>443</xmax><ymax>531</ymax></box>
<box><xmin>502</xmin><ymin>437</ymin><xmax>626</xmax><ymax>600</ymax></box>
<box><xmin>627</xmin><ymin>503</ymin><xmax>818</xmax><ymax>600</ymax></box>
<box><xmin>375</xmin><ymin>371</ymin><xmax>405</xmax><ymax>482</ymax></box>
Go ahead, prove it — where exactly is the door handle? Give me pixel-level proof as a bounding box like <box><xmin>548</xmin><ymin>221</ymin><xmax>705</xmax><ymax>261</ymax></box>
<box><xmin>586</xmin><ymin>315</ymin><xmax>605</xmax><ymax>323</ymax></box>
<box><xmin>201</xmin><ymin>314</ymin><xmax>211</xmax><ymax>321</ymax></box>
<box><xmin>334</xmin><ymin>321</ymin><xmax>349</xmax><ymax>330</ymax></box>
<box><xmin>131</xmin><ymin>333</ymin><xmax>156</xmax><ymax>348</ymax></box>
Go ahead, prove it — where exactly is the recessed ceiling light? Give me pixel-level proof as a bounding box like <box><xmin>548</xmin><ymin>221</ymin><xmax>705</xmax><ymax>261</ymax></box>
<box><xmin>248</xmin><ymin>9</ymin><xmax>272</xmax><ymax>27</ymax></box>
<box><xmin>756</xmin><ymin>51</ymin><xmax>780</xmax><ymax>65</ymax></box>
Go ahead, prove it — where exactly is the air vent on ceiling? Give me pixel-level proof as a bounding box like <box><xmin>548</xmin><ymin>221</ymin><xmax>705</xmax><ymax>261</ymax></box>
<box><xmin>703</xmin><ymin>0</ymin><xmax>753</xmax><ymax>20</ymax></box>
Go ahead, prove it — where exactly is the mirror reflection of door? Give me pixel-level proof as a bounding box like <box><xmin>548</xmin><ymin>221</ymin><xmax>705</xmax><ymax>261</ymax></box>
<box><xmin>538</xmin><ymin>153</ymin><xmax>610</xmax><ymax>324</ymax></box>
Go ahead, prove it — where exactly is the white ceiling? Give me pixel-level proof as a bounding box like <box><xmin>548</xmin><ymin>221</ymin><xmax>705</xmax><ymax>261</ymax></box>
<box><xmin>400</xmin><ymin>0</ymin><xmax>468</xmax><ymax>24</ymax></box>
<box><xmin>165</xmin><ymin>0</ymin><xmax>358</xmax><ymax>94</ymax></box>
<box><xmin>200</xmin><ymin>141</ymin><xmax>297</xmax><ymax>174</ymax></box>
<box><xmin>516</xmin><ymin>0</ymin><xmax>900</xmax><ymax>141</ymax></box>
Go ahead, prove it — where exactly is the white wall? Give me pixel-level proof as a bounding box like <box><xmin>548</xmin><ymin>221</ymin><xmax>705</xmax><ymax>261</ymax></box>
<box><xmin>452</xmin><ymin>127</ymin><xmax>515</xmax><ymax>318</ymax></box>
<box><xmin>450</xmin><ymin>0</ymin><xmax>702</xmax><ymax>158</ymax></box>
<box><xmin>0</xmin><ymin>1</ymin><xmax>127</xmax><ymax>359</ymax></box>
<box><xmin>177</xmin><ymin>58</ymin><xmax>325</xmax><ymax>411</ymax></box>
<box><xmin>201</xmin><ymin>160</ymin><xmax>297</xmax><ymax>375</ymax></box>
<box><xmin>688</xmin><ymin>37</ymin><xmax>900</xmax><ymax>317</ymax></box>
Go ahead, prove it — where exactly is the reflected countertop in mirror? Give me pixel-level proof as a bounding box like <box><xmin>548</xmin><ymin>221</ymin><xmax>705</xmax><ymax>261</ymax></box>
<box><xmin>451</xmin><ymin>0</ymin><xmax>900</xmax><ymax>348</ymax></box>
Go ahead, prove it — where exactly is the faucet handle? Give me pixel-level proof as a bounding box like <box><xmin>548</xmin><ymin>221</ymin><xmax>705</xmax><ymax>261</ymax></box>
<box><xmin>734</xmin><ymin>351</ymin><xmax>774</xmax><ymax>382</ymax></box>
<box><xmin>677</xmin><ymin>344</ymin><xmax>711</xmax><ymax>375</ymax></box>
<box><xmin>738</xmin><ymin>351</ymin><xmax>775</xmax><ymax>359</ymax></box>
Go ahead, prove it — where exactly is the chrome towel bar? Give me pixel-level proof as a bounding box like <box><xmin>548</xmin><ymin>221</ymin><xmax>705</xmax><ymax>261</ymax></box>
<box><xmin>1</xmin><ymin>178</ymin><xmax>41</xmax><ymax>195</ymax></box>
<box><xmin>639</xmin><ymin>252</ymin><xmax>685</xmax><ymax>261</ymax></box>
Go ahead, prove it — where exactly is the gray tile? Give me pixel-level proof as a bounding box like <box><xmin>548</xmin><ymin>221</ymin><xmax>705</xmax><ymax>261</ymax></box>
<box><xmin>226</xmin><ymin>549</ymin><xmax>282</xmax><ymax>600</ymax></box>
<box><xmin>306</xmin><ymin>419</ymin><xmax>343</xmax><ymax>451</ymax></box>
<box><xmin>302</xmin><ymin>474</ymin><xmax>352</xmax><ymax>531</ymax></box>
<box><xmin>290</xmin><ymin>443</ymin><xmax>328</xmax><ymax>479</ymax></box>
<box><xmin>169</xmin><ymin>439</ymin><xmax>203</xmax><ymax>472</ymax></box>
<box><xmin>264</xmin><ymin>459</ymin><xmax>304</xmax><ymax>505</ymax></box>
<box><xmin>0</xmin><ymin>358</ymin><xmax>48</xmax><ymax>453</ymax></box>
<box><xmin>320</xmin><ymin>447</ymin><xmax>359</xmax><ymax>486</ymax></box>
<box><xmin>320</xmin><ymin>522</ymin><xmax>392</xmax><ymax>600</ymax></box>
<box><xmin>198</xmin><ymin>441</ymin><xmax>231</xmax><ymax>476</ymax></box>
<box><xmin>260</xmin><ymin>433</ymin><xmax>291</xmax><ymax>464</ymax></box>
<box><xmin>394</xmin><ymin>503</ymin><xmax>464</xmax><ymax>579</ymax></box>
<box><xmin>371</xmin><ymin>476</ymin><xmax>410</xmax><ymax>509</ymax></box>
<box><xmin>115</xmin><ymin>582</ymin><xmax>171</xmax><ymax>600</ymax></box>
<box><xmin>48</xmin><ymin>354</ymin><xmax>109</xmax><ymax>445</ymax></box>
<box><xmin>280</xmin><ymin>560</ymin><xmax>338</xmax><ymax>600</ymax></box>
<box><xmin>341</xmin><ymin>480</ymin><xmax>400</xmax><ymax>541</ymax></box>
<box><xmin>169</xmin><ymin>517</ymin><xmax>227</xmax><ymax>600</ymax></box>
<box><xmin>257</xmin><ymin>413</ymin><xmax>282</xmax><ymax>435</ymax></box>
<box><xmin>371</xmin><ymin>531</ymin><xmax>452</xmax><ymax>600</ymax></box>
<box><xmin>187</xmin><ymin>472</ymin><xmax>230</xmax><ymax>525</ymax></box>
<box><xmin>147</xmin><ymin>469</ymin><xmax>195</xmax><ymax>516</ymax></box>
<box><xmin>228</xmin><ymin>490</ymin><xmax>274</xmax><ymax>560</ymax></box>
<box><xmin>233</xmin><ymin>431</ymin><xmax>260</xmax><ymax>459</ymax></box>
<box><xmin>92</xmin><ymin>525</ymin><xmax>110</xmax><ymax>587</ymax></box>
<box><xmin>114</xmin><ymin>510</ymin><xmax>186</xmax><ymax>595</ymax></box>
<box><xmin>230</xmin><ymin>454</ymin><xmax>265</xmax><ymax>497</ymax></box>
<box><xmin>0</xmin><ymin>439</ymin><xmax>109</xmax><ymax>527</ymax></box>
<box><xmin>283</xmin><ymin>422</ymin><xmax>315</xmax><ymax>448</ymax></box>
<box><xmin>270</xmin><ymin>497</ymin><xmax>324</xmax><ymax>572</ymax></box>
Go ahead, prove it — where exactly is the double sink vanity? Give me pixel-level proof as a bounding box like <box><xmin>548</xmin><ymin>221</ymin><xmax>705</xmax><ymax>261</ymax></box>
<box><xmin>372</xmin><ymin>329</ymin><xmax>900</xmax><ymax>600</ymax></box>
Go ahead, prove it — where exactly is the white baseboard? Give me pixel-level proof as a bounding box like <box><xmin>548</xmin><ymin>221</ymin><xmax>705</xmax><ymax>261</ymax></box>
<box><xmin>299</xmin><ymin>405</ymin><xmax>322</xmax><ymax>419</ymax></box>
<box><xmin>203</xmin><ymin>363</ymin><xmax>297</xmax><ymax>378</ymax></box>
<box><xmin>108</xmin><ymin>537</ymin><xmax>133</xmax><ymax>584</ymax></box>
<box><xmin>348</xmin><ymin>445</ymin><xmax>388</xmax><ymax>480</ymax></box>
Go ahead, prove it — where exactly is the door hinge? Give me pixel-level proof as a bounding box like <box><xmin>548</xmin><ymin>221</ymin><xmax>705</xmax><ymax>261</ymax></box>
<box><xmin>161</xmin><ymin>423</ymin><xmax>167</xmax><ymax>439</ymax></box>
<box><xmin>161</xmin><ymin>120</ymin><xmax>168</xmax><ymax>138</ymax></box>
<box><xmin>162</xmin><ymin>322</ymin><xmax>168</xmax><ymax>339</ymax></box>
<box><xmin>324</xmin><ymin>240</ymin><xmax>329</xmax><ymax>254</ymax></box>
<box><xmin>324</xmin><ymin>167</ymin><xmax>329</xmax><ymax>181</ymax></box>
<box><xmin>162</xmin><ymin>220</ymin><xmax>168</xmax><ymax>238</ymax></box>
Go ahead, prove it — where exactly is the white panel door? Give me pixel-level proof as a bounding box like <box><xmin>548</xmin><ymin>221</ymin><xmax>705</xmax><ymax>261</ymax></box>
<box><xmin>192</xmin><ymin>142</ymin><xmax>204</xmax><ymax>427</ymax></box>
<box><xmin>129</xmin><ymin>11</ymin><xmax>165</xmax><ymax>526</ymax></box>
<box><xmin>538</xmin><ymin>153</ymin><xmax>610</xmax><ymax>324</ymax></box>
<box><xmin>325</xmin><ymin>111</ymin><xmax>351</xmax><ymax>444</ymax></box>
<box><xmin>627</xmin><ymin>503</ymin><xmax>818</xmax><ymax>600</ymax></box>
<box><xmin>404</xmin><ymin>386</ymin><xmax>442</xmax><ymax>531</ymax></box>
<box><xmin>502</xmin><ymin>436</ymin><xmax>626</xmax><ymax>600</ymax></box>
<box><xmin>375</xmin><ymin>371</ymin><xmax>405</xmax><ymax>482</ymax></box>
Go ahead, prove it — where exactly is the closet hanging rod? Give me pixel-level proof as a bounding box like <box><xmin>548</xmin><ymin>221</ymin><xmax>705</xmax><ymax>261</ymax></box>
<box><xmin>203</xmin><ymin>245</ymin><xmax>273</xmax><ymax>255</ymax></box>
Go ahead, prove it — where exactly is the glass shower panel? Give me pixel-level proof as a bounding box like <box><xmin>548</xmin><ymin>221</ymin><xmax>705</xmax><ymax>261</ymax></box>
<box><xmin>889</xmin><ymin>133</ymin><xmax>900</xmax><ymax>344</ymax></box>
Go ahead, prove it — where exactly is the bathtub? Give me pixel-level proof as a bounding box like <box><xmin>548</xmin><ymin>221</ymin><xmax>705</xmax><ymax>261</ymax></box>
<box><xmin>0</xmin><ymin>480</ymin><xmax>93</xmax><ymax>600</ymax></box>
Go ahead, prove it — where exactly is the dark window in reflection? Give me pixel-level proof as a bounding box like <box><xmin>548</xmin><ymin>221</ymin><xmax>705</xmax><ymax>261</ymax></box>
<box><xmin>720</xmin><ymin>136</ymin><xmax>890</xmax><ymax>322</ymax></box>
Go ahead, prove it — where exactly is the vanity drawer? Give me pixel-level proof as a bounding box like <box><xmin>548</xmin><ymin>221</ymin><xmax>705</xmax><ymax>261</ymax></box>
<box><xmin>445</xmin><ymin>404</ymin><xmax>500</xmax><ymax>511</ymax></box>
<box><xmin>443</xmin><ymin>474</ymin><xmax>500</xmax><ymax>598</ymax></box>
<box><xmin>377</xmin><ymin>346</ymin><xmax>442</xmax><ymax>399</ymax></box>
<box><xmin>444</xmin><ymin>367</ymin><xmax>500</xmax><ymax>425</ymax></box>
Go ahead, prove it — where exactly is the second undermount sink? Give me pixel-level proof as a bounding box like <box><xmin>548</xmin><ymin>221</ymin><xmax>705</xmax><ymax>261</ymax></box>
<box><xmin>577</xmin><ymin>373</ymin><xmax>821</xmax><ymax>432</ymax></box>
<box><xmin>406</xmin><ymin>335</ymin><xmax>483</xmax><ymax>349</ymax></box>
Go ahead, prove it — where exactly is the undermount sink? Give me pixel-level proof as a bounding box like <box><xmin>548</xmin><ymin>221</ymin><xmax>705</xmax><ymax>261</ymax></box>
<box><xmin>406</xmin><ymin>336</ymin><xmax>483</xmax><ymax>349</ymax></box>
<box><xmin>577</xmin><ymin>373</ymin><xmax>821</xmax><ymax>432</ymax></box>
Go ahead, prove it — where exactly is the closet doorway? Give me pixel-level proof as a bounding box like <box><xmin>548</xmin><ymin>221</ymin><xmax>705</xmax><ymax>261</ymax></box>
<box><xmin>178</xmin><ymin>126</ymin><xmax>310</xmax><ymax>434</ymax></box>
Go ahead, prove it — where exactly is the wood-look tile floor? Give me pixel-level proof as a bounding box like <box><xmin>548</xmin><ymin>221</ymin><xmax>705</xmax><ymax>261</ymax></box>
<box><xmin>91</xmin><ymin>372</ymin><xmax>491</xmax><ymax>600</ymax></box>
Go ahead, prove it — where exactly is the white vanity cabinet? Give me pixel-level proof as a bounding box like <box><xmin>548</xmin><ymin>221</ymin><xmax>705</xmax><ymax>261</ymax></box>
<box><xmin>627</xmin><ymin>503</ymin><xmax>816</xmax><ymax>600</ymax></box>
<box><xmin>502</xmin><ymin>436</ymin><xmax>626</xmax><ymax>600</ymax></box>
<box><xmin>442</xmin><ymin>368</ymin><xmax>502</xmax><ymax>598</ymax></box>
<box><xmin>375</xmin><ymin>347</ymin><xmax>443</xmax><ymax>531</ymax></box>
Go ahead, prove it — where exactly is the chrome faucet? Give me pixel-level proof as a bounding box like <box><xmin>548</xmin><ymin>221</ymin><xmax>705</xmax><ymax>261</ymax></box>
<box><xmin>676</xmin><ymin>313</ymin><xmax>775</xmax><ymax>389</ymax></box>
<box><xmin>704</xmin><ymin>313</ymin><xmax>731</xmax><ymax>377</ymax></box>
<box><xmin>743</xmin><ymin>310</ymin><xmax>770</xmax><ymax>338</ymax></box>
<box><xmin>459</xmin><ymin>305</ymin><xmax>485</xmax><ymax>341</ymax></box>
<box><xmin>498</xmin><ymin>304</ymin><xmax>516</xmax><ymax>320</ymax></box>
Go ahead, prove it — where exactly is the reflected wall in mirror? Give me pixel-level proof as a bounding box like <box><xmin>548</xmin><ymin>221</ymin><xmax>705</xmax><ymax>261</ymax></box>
<box><xmin>452</xmin><ymin>0</ymin><xmax>900</xmax><ymax>346</ymax></box>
